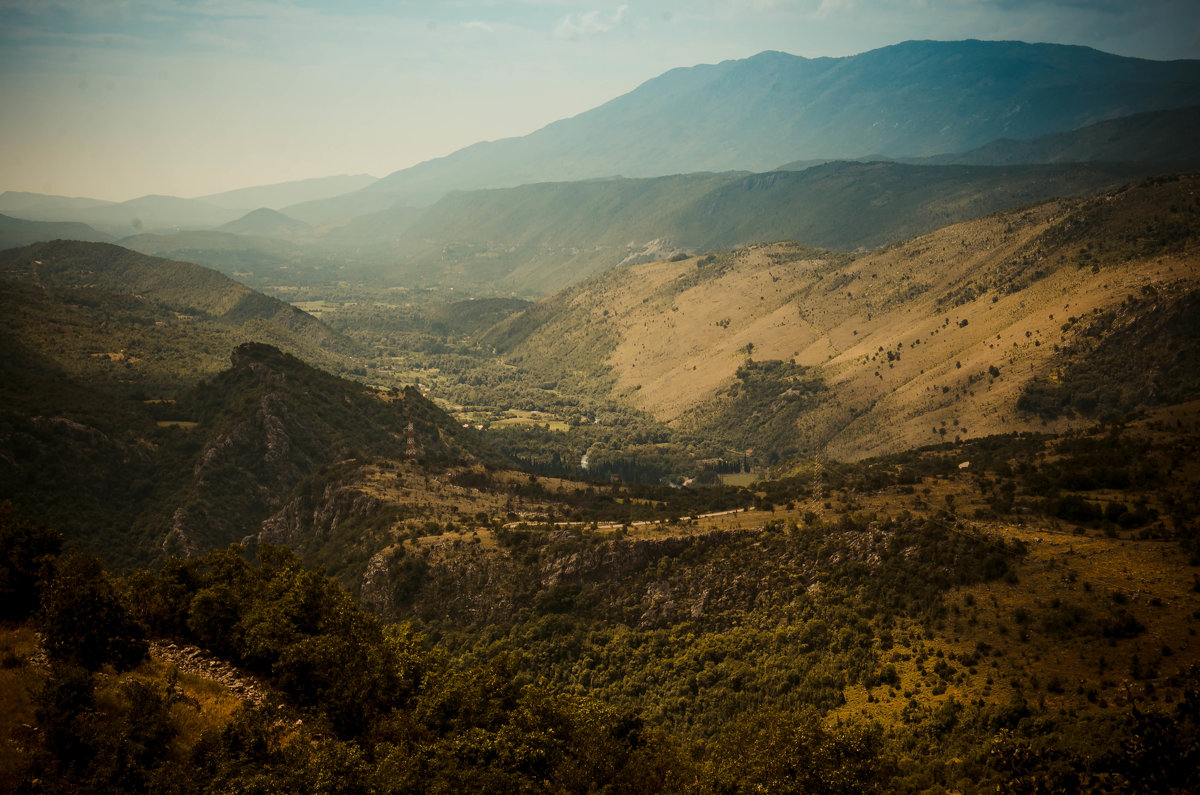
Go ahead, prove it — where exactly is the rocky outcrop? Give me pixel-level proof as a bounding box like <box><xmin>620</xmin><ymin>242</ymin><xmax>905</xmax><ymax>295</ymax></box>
<box><xmin>259</xmin><ymin>480</ymin><xmax>386</xmax><ymax>549</ymax></box>
<box><xmin>538</xmin><ymin>534</ymin><xmax>696</xmax><ymax>588</ymax></box>
<box><xmin>164</xmin><ymin>343</ymin><xmax>490</xmax><ymax>560</ymax></box>
<box><xmin>150</xmin><ymin>640</ymin><xmax>267</xmax><ymax>705</ymax></box>
<box><xmin>167</xmin><ymin>354</ymin><xmax>328</xmax><ymax>555</ymax></box>
<box><xmin>398</xmin><ymin>543</ymin><xmax>520</xmax><ymax>627</ymax></box>
<box><xmin>359</xmin><ymin>548</ymin><xmax>398</xmax><ymax>616</ymax></box>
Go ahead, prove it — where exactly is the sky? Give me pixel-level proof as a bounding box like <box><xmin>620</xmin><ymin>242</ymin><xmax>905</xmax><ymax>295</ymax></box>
<box><xmin>1</xmin><ymin>0</ymin><xmax>1199</xmax><ymax>202</ymax></box>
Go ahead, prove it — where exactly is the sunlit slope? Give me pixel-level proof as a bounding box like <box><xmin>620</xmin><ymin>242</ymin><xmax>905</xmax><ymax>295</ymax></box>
<box><xmin>492</xmin><ymin>175</ymin><xmax>1200</xmax><ymax>460</ymax></box>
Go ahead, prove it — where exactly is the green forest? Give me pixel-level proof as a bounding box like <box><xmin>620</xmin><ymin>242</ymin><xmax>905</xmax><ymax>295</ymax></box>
<box><xmin>4</xmin><ymin>503</ymin><xmax>1198</xmax><ymax>793</ymax></box>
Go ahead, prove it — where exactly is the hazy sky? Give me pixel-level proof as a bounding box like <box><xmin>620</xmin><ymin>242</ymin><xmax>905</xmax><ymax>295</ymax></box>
<box><xmin>2</xmin><ymin>0</ymin><xmax>1198</xmax><ymax>201</ymax></box>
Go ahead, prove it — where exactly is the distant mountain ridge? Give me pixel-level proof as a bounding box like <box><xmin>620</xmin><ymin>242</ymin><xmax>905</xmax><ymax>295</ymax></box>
<box><xmin>198</xmin><ymin>173</ymin><xmax>377</xmax><ymax>211</ymax></box>
<box><xmin>0</xmin><ymin>194</ymin><xmax>242</xmax><ymax>237</ymax></box>
<box><xmin>117</xmin><ymin>229</ymin><xmax>346</xmax><ymax>287</ymax></box>
<box><xmin>0</xmin><ymin>240</ymin><xmax>344</xmax><ymax>354</ymax></box>
<box><xmin>0</xmin><ymin>173</ymin><xmax>378</xmax><ymax>235</ymax></box>
<box><xmin>219</xmin><ymin>207</ymin><xmax>312</xmax><ymax>238</ymax></box>
<box><xmin>0</xmin><ymin>213</ymin><xmax>112</xmax><ymax>249</ymax></box>
<box><xmin>914</xmin><ymin>104</ymin><xmax>1200</xmax><ymax>167</ymax></box>
<box><xmin>352</xmin><ymin>160</ymin><xmax>1167</xmax><ymax>294</ymax></box>
<box><xmin>358</xmin><ymin>39</ymin><xmax>1200</xmax><ymax>206</ymax></box>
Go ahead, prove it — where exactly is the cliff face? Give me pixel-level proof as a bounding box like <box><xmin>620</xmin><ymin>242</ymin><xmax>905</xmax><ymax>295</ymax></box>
<box><xmin>259</xmin><ymin>479</ymin><xmax>387</xmax><ymax>550</ymax></box>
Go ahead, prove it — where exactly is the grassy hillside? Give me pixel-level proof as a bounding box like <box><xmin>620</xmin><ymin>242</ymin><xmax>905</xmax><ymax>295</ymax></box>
<box><xmin>1</xmin><ymin>239</ymin><xmax>344</xmax><ymax>342</ymax></box>
<box><xmin>489</xmin><ymin>174</ymin><xmax>1200</xmax><ymax>463</ymax></box>
<box><xmin>0</xmin><ymin>240</ymin><xmax>365</xmax><ymax>405</ymax></box>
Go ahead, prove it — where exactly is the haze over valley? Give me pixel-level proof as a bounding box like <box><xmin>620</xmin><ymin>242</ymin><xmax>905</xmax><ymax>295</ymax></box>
<box><xmin>3</xmin><ymin>4</ymin><xmax>1200</xmax><ymax>790</ymax></box>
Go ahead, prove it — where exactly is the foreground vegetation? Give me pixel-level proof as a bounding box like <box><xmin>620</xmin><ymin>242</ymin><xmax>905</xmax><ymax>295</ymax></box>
<box><xmin>4</xmin><ymin>391</ymin><xmax>1199</xmax><ymax>792</ymax></box>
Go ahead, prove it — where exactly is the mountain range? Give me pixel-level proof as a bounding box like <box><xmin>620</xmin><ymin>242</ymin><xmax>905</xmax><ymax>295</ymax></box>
<box><xmin>0</xmin><ymin>177</ymin><xmax>376</xmax><ymax>238</ymax></box>
<box><xmin>353</xmin><ymin>39</ymin><xmax>1200</xmax><ymax>208</ymax></box>
<box><xmin>3</xmin><ymin>42</ymin><xmax>1198</xmax><ymax>232</ymax></box>
<box><xmin>0</xmin><ymin>213</ymin><xmax>112</xmax><ymax>250</ymax></box>
<box><xmin>197</xmin><ymin>173</ymin><xmax>377</xmax><ymax>211</ymax></box>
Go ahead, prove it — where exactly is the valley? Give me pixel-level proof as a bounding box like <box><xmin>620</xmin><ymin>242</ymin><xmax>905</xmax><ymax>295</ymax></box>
<box><xmin>3</xmin><ymin>36</ymin><xmax>1200</xmax><ymax>794</ymax></box>
<box><xmin>4</xmin><ymin>170</ymin><xmax>1199</xmax><ymax>791</ymax></box>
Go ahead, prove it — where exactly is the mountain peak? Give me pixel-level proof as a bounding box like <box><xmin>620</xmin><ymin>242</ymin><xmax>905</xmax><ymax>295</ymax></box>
<box><xmin>230</xmin><ymin>341</ymin><xmax>291</xmax><ymax>369</ymax></box>
<box><xmin>218</xmin><ymin>207</ymin><xmax>311</xmax><ymax>237</ymax></box>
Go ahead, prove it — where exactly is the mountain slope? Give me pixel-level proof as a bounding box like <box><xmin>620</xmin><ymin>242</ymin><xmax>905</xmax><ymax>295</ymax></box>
<box><xmin>361</xmin><ymin>172</ymin><xmax>743</xmax><ymax>292</ymax></box>
<box><xmin>360</xmin><ymin>161</ymin><xmax>1163</xmax><ymax>295</ymax></box>
<box><xmin>0</xmin><ymin>213</ymin><xmax>112</xmax><ymax>249</ymax></box>
<box><xmin>163</xmin><ymin>342</ymin><xmax>492</xmax><ymax>557</ymax></box>
<box><xmin>361</xmin><ymin>40</ymin><xmax>1200</xmax><ymax>206</ymax></box>
<box><xmin>118</xmin><ymin>230</ymin><xmax>339</xmax><ymax>286</ymax></box>
<box><xmin>279</xmin><ymin>190</ymin><xmax>409</xmax><ymax>228</ymax></box>
<box><xmin>0</xmin><ymin>241</ymin><xmax>351</xmax><ymax>395</ymax></box>
<box><xmin>919</xmin><ymin>104</ymin><xmax>1200</xmax><ymax>167</ymax></box>
<box><xmin>488</xmin><ymin>174</ymin><xmax>1200</xmax><ymax>461</ymax></box>
<box><xmin>0</xmin><ymin>337</ymin><xmax>491</xmax><ymax>567</ymax></box>
<box><xmin>197</xmin><ymin>173</ymin><xmax>377</xmax><ymax>211</ymax></box>
<box><xmin>0</xmin><ymin>240</ymin><xmax>334</xmax><ymax>333</ymax></box>
<box><xmin>218</xmin><ymin>208</ymin><xmax>312</xmax><ymax>238</ymax></box>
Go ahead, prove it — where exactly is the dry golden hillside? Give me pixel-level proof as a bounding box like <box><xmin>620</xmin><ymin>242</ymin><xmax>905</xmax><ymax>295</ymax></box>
<box><xmin>499</xmin><ymin>175</ymin><xmax>1200</xmax><ymax>461</ymax></box>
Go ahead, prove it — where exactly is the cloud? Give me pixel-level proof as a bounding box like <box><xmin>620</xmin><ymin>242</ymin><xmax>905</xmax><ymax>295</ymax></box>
<box><xmin>553</xmin><ymin>4</ymin><xmax>628</xmax><ymax>39</ymax></box>
<box><xmin>814</xmin><ymin>0</ymin><xmax>854</xmax><ymax>18</ymax></box>
<box><xmin>463</xmin><ymin>20</ymin><xmax>495</xmax><ymax>33</ymax></box>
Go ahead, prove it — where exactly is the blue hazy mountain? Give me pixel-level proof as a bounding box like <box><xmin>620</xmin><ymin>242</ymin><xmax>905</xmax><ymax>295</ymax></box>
<box><xmin>360</xmin><ymin>40</ymin><xmax>1200</xmax><ymax>206</ymax></box>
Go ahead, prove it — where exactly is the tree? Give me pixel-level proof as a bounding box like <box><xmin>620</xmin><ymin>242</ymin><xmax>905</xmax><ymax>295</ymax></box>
<box><xmin>0</xmin><ymin>501</ymin><xmax>63</xmax><ymax>620</ymax></box>
<box><xmin>40</xmin><ymin>552</ymin><xmax>147</xmax><ymax>672</ymax></box>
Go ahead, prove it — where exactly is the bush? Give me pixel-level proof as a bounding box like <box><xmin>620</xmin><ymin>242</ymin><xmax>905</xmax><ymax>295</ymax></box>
<box><xmin>0</xmin><ymin>502</ymin><xmax>63</xmax><ymax>621</ymax></box>
<box><xmin>40</xmin><ymin>553</ymin><xmax>147</xmax><ymax>672</ymax></box>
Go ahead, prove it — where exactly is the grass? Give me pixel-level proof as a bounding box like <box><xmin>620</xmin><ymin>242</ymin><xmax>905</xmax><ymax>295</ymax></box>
<box><xmin>0</xmin><ymin>625</ymin><xmax>258</xmax><ymax>783</ymax></box>
<box><xmin>833</xmin><ymin>521</ymin><xmax>1200</xmax><ymax>725</ymax></box>
<box><xmin>0</xmin><ymin>625</ymin><xmax>40</xmax><ymax>784</ymax></box>
<box><xmin>490</xmin><ymin>413</ymin><xmax>570</xmax><ymax>432</ymax></box>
